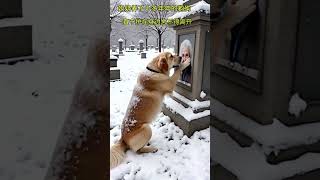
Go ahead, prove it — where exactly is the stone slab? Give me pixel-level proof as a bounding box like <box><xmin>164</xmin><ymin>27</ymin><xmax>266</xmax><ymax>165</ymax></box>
<box><xmin>110</xmin><ymin>69</ymin><xmax>120</xmax><ymax>81</ymax></box>
<box><xmin>162</xmin><ymin>106</ymin><xmax>210</xmax><ymax>137</ymax></box>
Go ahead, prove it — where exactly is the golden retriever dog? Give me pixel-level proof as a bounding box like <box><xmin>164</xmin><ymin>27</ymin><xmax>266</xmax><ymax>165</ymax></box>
<box><xmin>110</xmin><ymin>52</ymin><xmax>191</xmax><ymax>169</ymax></box>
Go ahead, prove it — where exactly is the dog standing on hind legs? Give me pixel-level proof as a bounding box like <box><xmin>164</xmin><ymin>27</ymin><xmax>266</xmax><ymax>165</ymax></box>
<box><xmin>110</xmin><ymin>52</ymin><xmax>191</xmax><ymax>169</ymax></box>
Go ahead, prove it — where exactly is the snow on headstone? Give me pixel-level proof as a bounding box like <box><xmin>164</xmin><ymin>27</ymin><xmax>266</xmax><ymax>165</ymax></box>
<box><xmin>139</xmin><ymin>40</ymin><xmax>144</xmax><ymax>43</ymax></box>
<box><xmin>200</xmin><ymin>91</ymin><xmax>206</xmax><ymax>99</ymax></box>
<box><xmin>288</xmin><ymin>93</ymin><xmax>307</xmax><ymax>117</ymax></box>
<box><xmin>118</xmin><ymin>38</ymin><xmax>124</xmax><ymax>42</ymax></box>
<box><xmin>169</xmin><ymin>0</ymin><xmax>210</xmax><ymax>19</ymax></box>
<box><xmin>110</xmin><ymin>55</ymin><xmax>118</xmax><ymax>59</ymax></box>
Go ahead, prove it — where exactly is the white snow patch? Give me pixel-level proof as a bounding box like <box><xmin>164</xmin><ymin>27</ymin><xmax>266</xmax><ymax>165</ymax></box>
<box><xmin>169</xmin><ymin>0</ymin><xmax>210</xmax><ymax>19</ymax></box>
<box><xmin>288</xmin><ymin>93</ymin><xmax>307</xmax><ymax>117</ymax></box>
<box><xmin>177</xmin><ymin>79</ymin><xmax>191</xmax><ymax>86</ymax></box>
<box><xmin>213</xmin><ymin>127</ymin><xmax>320</xmax><ymax>180</ymax></box>
<box><xmin>172</xmin><ymin>91</ymin><xmax>210</xmax><ymax>110</ymax></box>
<box><xmin>110</xmin><ymin>67</ymin><xmax>120</xmax><ymax>70</ymax></box>
<box><xmin>111</xmin><ymin>115</ymin><xmax>210</xmax><ymax>180</ymax></box>
<box><xmin>164</xmin><ymin>96</ymin><xmax>210</xmax><ymax>121</ymax></box>
<box><xmin>0</xmin><ymin>59</ymin><xmax>85</xmax><ymax>180</ymax></box>
<box><xmin>110</xmin><ymin>55</ymin><xmax>118</xmax><ymax>59</ymax></box>
<box><xmin>200</xmin><ymin>91</ymin><xmax>206</xmax><ymax>99</ymax></box>
<box><xmin>212</xmin><ymin>98</ymin><xmax>320</xmax><ymax>154</ymax></box>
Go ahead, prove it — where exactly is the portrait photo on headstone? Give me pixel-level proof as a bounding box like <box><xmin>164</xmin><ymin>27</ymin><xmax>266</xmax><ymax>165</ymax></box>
<box><xmin>177</xmin><ymin>33</ymin><xmax>195</xmax><ymax>88</ymax></box>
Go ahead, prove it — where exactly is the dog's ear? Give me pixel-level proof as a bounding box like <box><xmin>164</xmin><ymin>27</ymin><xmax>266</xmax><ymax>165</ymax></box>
<box><xmin>157</xmin><ymin>56</ymin><xmax>168</xmax><ymax>72</ymax></box>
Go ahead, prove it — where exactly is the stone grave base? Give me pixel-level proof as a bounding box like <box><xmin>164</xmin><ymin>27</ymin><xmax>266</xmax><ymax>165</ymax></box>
<box><xmin>110</xmin><ymin>68</ymin><xmax>120</xmax><ymax>81</ymax></box>
<box><xmin>141</xmin><ymin>52</ymin><xmax>146</xmax><ymax>59</ymax></box>
<box><xmin>162</xmin><ymin>94</ymin><xmax>210</xmax><ymax>137</ymax></box>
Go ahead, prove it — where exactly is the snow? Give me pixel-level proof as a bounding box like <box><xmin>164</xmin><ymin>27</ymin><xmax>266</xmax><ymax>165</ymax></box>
<box><xmin>110</xmin><ymin>50</ymin><xmax>210</xmax><ymax>179</ymax></box>
<box><xmin>110</xmin><ymin>55</ymin><xmax>118</xmax><ymax>59</ymax></box>
<box><xmin>110</xmin><ymin>67</ymin><xmax>120</xmax><ymax>70</ymax></box>
<box><xmin>164</xmin><ymin>96</ymin><xmax>210</xmax><ymax>121</ymax></box>
<box><xmin>178</xmin><ymin>79</ymin><xmax>191</xmax><ymax>86</ymax></box>
<box><xmin>118</xmin><ymin>38</ymin><xmax>124</xmax><ymax>42</ymax></box>
<box><xmin>288</xmin><ymin>93</ymin><xmax>307</xmax><ymax>117</ymax></box>
<box><xmin>212</xmin><ymin>98</ymin><xmax>320</xmax><ymax>155</ymax></box>
<box><xmin>111</xmin><ymin>115</ymin><xmax>210</xmax><ymax>180</ymax></box>
<box><xmin>0</xmin><ymin>58</ymin><xmax>85</xmax><ymax>180</ymax></box>
<box><xmin>0</xmin><ymin>0</ymin><xmax>105</xmax><ymax>178</ymax></box>
<box><xmin>212</xmin><ymin>127</ymin><xmax>320</xmax><ymax>180</ymax></box>
<box><xmin>200</xmin><ymin>91</ymin><xmax>206</xmax><ymax>99</ymax></box>
<box><xmin>139</xmin><ymin>39</ymin><xmax>144</xmax><ymax>43</ymax></box>
<box><xmin>169</xmin><ymin>0</ymin><xmax>210</xmax><ymax>19</ymax></box>
<box><xmin>172</xmin><ymin>91</ymin><xmax>210</xmax><ymax>110</ymax></box>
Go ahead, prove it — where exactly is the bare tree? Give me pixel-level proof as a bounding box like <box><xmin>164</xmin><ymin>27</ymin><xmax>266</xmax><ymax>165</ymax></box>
<box><xmin>136</xmin><ymin>0</ymin><xmax>176</xmax><ymax>52</ymax></box>
<box><xmin>110</xmin><ymin>0</ymin><xmax>122</xmax><ymax>27</ymax></box>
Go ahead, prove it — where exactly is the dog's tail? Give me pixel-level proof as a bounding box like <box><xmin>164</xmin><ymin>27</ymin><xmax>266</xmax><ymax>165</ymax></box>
<box><xmin>110</xmin><ymin>140</ymin><xmax>127</xmax><ymax>169</ymax></box>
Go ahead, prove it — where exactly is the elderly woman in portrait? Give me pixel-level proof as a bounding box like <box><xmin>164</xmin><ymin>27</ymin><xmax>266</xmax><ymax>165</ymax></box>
<box><xmin>179</xmin><ymin>39</ymin><xmax>192</xmax><ymax>84</ymax></box>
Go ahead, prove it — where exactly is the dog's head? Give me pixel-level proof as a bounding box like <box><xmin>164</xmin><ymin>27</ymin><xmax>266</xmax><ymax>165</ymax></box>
<box><xmin>154</xmin><ymin>52</ymin><xmax>181</xmax><ymax>74</ymax></box>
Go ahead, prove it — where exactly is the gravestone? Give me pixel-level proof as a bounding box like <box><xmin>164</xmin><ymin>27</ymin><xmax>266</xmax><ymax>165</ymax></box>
<box><xmin>110</xmin><ymin>55</ymin><xmax>118</xmax><ymax>67</ymax></box>
<box><xmin>118</xmin><ymin>38</ymin><xmax>124</xmax><ymax>56</ymax></box>
<box><xmin>141</xmin><ymin>52</ymin><xmax>146</xmax><ymax>59</ymax></box>
<box><xmin>212</xmin><ymin>0</ymin><xmax>320</xmax><ymax>179</ymax></box>
<box><xmin>162</xmin><ymin>0</ymin><xmax>211</xmax><ymax>137</ymax></box>
<box><xmin>110</xmin><ymin>55</ymin><xmax>120</xmax><ymax>81</ymax></box>
<box><xmin>0</xmin><ymin>0</ymin><xmax>36</xmax><ymax>65</ymax></box>
<box><xmin>111</xmin><ymin>45</ymin><xmax>117</xmax><ymax>52</ymax></box>
<box><xmin>129</xmin><ymin>44</ymin><xmax>135</xmax><ymax>51</ymax></box>
<box><xmin>139</xmin><ymin>40</ymin><xmax>144</xmax><ymax>53</ymax></box>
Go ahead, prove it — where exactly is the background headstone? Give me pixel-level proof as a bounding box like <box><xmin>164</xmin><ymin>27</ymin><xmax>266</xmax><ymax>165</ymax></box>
<box><xmin>139</xmin><ymin>40</ymin><xmax>144</xmax><ymax>53</ymax></box>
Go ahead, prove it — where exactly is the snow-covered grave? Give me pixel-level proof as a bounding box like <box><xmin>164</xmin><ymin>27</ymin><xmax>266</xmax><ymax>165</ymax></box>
<box><xmin>169</xmin><ymin>0</ymin><xmax>210</xmax><ymax>19</ymax></box>
<box><xmin>110</xmin><ymin>54</ymin><xmax>121</xmax><ymax>81</ymax></box>
<box><xmin>163</xmin><ymin>0</ymin><xmax>211</xmax><ymax>137</ymax></box>
<box><xmin>110</xmin><ymin>50</ymin><xmax>210</xmax><ymax>180</ymax></box>
<box><xmin>212</xmin><ymin>98</ymin><xmax>320</xmax><ymax>180</ymax></box>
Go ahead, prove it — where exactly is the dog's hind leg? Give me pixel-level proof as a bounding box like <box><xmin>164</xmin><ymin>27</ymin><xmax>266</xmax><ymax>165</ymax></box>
<box><xmin>126</xmin><ymin>124</ymin><xmax>158</xmax><ymax>153</ymax></box>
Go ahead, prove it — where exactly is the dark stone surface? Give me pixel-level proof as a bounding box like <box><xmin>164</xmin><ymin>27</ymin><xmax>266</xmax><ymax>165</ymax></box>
<box><xmin>110</xmin><ymin>69</ymin><xmax>120</xmax><ymax>81</ymax></box>
<box><xmin>284</xmin><ymin>168</ymin><xmax>320</xmax><ymax>180</ymax></box>
<box><xmin>110</xmin><ymin>57</ymin><xmax>117</xmax><ymax>67</ymax></box>
<box><xmin>267</xmin><ymin>141</ymin><xmax>320</xmax><ymax>165</ymax></box>
<box><xmin>212</xmin><ymin>117</ymin><xmax>253</xmax><ymax>147</ymax></box>
<box><xmin>213</xmin><ymin>164</ymin><xmax>320</xmax><ymax>180</ymax></box>
<box><xmin>0</xmin><ymin>25</ymin><xmax>32</xmax><ymax>59</ymax></box>
<box><xmin>213</xmin><ymin>164</ymin><xmax>238</xmax><ymax>180</ymax></box>
<box><xmin>141</xmin><ymin>52</ymin><xmax>146</xmax><ymax>59</ymax></box>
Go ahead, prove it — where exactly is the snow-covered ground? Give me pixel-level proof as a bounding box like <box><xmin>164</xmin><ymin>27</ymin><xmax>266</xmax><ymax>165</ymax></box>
<box><xmin>0</xmin><ymin>0</ymin><xmax>105</xmax><ymax>178</ymax></box>
<box><xmin>0</xmin><ymin>58</ymin><xmax>85</xmax><ymax>180</ymax></box>
<box><xmin>110</xmin><ymin>50</ymin><xmax>210</xmax><ymax>180</ymax></box>
<box><xmin>212</xmin><ymin>98</ymin><xmax>320</xmax><ymax>180</ymax></box>
<box><xmin>212</xmin><ymin>99</ymin><xmax>320</xmax><ymax>154</ymax></box>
